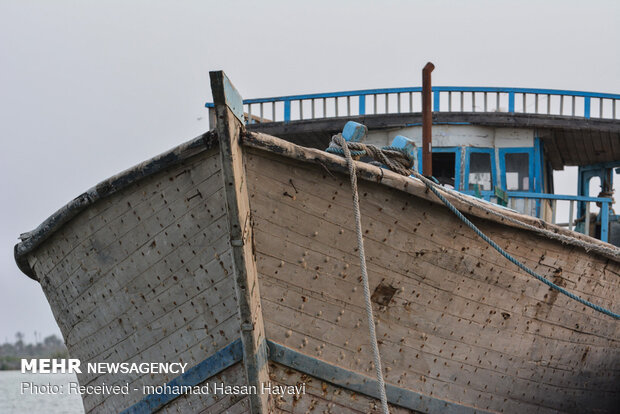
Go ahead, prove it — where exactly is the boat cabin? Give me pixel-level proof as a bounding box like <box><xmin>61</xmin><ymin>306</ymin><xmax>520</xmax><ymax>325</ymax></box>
<box><xmin>206</xmin><ymin>86</ymin><xmax>620</xmax><ymax>246</ymax></box>
<box><xmin>362</xmin><ymin>124</ymin><xmax>619</xmax><ymax>245</ymax></box>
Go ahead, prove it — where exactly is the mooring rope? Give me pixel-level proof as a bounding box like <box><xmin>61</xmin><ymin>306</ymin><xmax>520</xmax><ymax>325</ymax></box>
<box><xmin>334</xmin><ymin>134</ymin><xmax>390</xmax><ymax>414</ymax></box>
<box><xmin>330</xmin><ymin>135</ymin><xmax>619</xmax><ymax>320</ymax></box>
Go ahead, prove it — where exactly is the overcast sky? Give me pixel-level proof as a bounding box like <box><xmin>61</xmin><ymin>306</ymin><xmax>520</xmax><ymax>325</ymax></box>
<box><xmin>1</xmin><ymin>0</ymin><xmax>618</xmax><ymax>343</ymax></box>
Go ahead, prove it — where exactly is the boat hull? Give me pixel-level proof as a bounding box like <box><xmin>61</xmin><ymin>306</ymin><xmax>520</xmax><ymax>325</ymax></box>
<box><xmin>17</xmin><ymin>133</ymin><xmax>619</xmax><ymax>413</ymax></box>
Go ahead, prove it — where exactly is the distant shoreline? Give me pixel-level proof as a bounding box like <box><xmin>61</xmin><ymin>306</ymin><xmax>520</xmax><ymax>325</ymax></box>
<box><xmin>1</xmin><ymin>333</ymin><xmax>68</xmax><ymax>371</ymax></box>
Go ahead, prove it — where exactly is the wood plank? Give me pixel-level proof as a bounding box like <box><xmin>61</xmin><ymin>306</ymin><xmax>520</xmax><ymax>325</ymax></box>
<box><xmin>210</xmin><ymin>70</ymin><xmax>272</xmax><ymax>414</ymax></box>
<box><xmin>541</xmin><ymin>133</ymin><xmax>564</xmax><ymax>170</ymax></box>
<box><xmin>244</xmin><ymin>148</ymin><xmax>620</xmax><ymax>413</ymax></box>
<box><xmin>610</xmin><ymin>132</ymin><xmax>620</xmax><ymax>160</ymax></box>
<box><xmin>592</xmin><ymin>130</ymin><xmax>607</xmax><ymax>163</ymax></box>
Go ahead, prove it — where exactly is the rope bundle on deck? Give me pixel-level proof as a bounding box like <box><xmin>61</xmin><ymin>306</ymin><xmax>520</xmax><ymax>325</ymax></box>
<box><xmin>327</xmin><ymin>137</ymin><xmax>414</xmax><ymax>176</ymax></box>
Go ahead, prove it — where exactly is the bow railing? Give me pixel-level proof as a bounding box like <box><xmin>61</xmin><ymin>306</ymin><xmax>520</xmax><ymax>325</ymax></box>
<box><xmin>206</xmin><ymin>86</ymin><xmax>620</xmax><ymax>124</ymax></box>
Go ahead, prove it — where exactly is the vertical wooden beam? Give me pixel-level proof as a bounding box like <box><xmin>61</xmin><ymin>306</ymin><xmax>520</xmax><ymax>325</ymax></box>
<box><xmin>209</xmin><ymin>71</ymin><xmax>271</xmax><ymax>414</ymax></box>
<box><xmin>208</xmin><ymin>106</ymin><xmax>217</xmax><ymax>129</ymax></box>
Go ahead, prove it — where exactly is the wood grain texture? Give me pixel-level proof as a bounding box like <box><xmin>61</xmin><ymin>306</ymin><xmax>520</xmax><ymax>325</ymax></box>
<box><xmin>268</xmin><ymin>362</ymin><xmax>414</xmax><ymax>414</ymax></box>
<box><xmin>158</xmin><ymin>362</ymin><xmax>251</xmax><ymax>414</ymax></box>
<box><xmin>28</xmin><ymin>149</ymin><xmax>244</xmax><ymax>413</ymax></box>
<box><xmin>212</xmin><ymin>70</ymin><xmax>272</xmax><ymax>413</ymax></box>
<box><xmin>21</xmin><ymin>129</ymin><xmax>620</xmax><ymax>414</ymax></box>
<box><xmin>245</xmin><ymin>147</ymin><xmax>619</xmax><ymax>413</ymax></box>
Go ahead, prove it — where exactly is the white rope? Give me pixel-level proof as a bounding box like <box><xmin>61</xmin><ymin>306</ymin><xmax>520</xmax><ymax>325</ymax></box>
<box><xmin>335</xmin><ymin>135</ymin><xmax>390</xmax><ymax>414</ymax></box>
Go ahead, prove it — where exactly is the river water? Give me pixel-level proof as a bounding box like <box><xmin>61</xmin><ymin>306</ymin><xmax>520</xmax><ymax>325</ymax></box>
<box><xmin>0</xmin><ymin>371</ymin><xmax>84</xmax><ymax>413</ymax></box>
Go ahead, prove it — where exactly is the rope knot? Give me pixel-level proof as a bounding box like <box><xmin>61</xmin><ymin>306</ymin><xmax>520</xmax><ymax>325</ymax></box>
<box><xmin>327</xmin><ymin>134</ymin><xmax>415</xmax><ymax>176</ymax></box>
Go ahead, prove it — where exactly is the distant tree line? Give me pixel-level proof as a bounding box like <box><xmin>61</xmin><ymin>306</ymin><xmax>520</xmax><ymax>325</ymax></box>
<box><xmin>0</xmin><ymin>332</ymin><xmax>68</xmax><ymax>370</ymax></box>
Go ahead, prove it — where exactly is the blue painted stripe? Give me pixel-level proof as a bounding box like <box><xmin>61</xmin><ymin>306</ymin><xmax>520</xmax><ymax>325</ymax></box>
<box><xmin>505</xmin><ymin>191</ymin><xmax>612</xmax><ymax>202</ymax></box>
<box><xmin>120</xmin><ymin>339</ymin><xmax>243</xmax><ymax>414</ymax></box>
<box><xmin>284</xmin><ymin>100</ymin><xmax>291</xmax><ymax>122</ymax></box>
<box><xmin>584</xmin><ymin>96</ymin><xmax>591</xmax><ymax>118</ymax></box>
<box><xmin>601</xmin><ymin>201</ymin><xmax>610</xmax><ymax>243</ymax></box>
<box><xmin>267</xmin><ymin>340</ymin><xmax>492</xmax><ymax>414</ymax></box>
<box><xmin>121</xmin><ymin>337</ymin><xmax>495</xmax><ymax>414</ymax></box>
<box><xmin>508</xmin><ymin>92</ymin><xmax>515</xmax><ymax>113</ymax></box>
<box><xmin>433</xmin><ymin>90</ymin><xmax>440</xmax><ymax>111</ymax></box>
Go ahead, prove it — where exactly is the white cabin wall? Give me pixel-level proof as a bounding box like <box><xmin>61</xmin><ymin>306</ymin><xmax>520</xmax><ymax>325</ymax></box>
<box><xmin>495</xmin><ymin>128</ymin><xmax>534</xmax><ymax>147</ymax></box>
<box><xmin>365</xmin><ymin>126</ymin><xmax>533</xmax><ymax>149</ymax></box>
<box><xmin>365</xmin><ymin>126</ymin><xmax>535</xmax><ymax>190</ymax></box>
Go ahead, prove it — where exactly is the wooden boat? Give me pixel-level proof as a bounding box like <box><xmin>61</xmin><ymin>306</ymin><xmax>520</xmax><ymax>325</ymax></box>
<box><xmin>14</xmin><ymin>72</ymin><xmax>619</xmax><ymax>413</ymax></box>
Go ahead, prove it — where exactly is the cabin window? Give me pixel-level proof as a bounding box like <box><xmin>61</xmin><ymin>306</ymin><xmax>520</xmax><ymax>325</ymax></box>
<box><xmin>432</xmin><ymin>152</ymin><xmax>456</xmax><ymax>188</ymax></box>
<box><xmin>418</xmin><ymin>147</ymin><xmax>462</xmax><ymax>189</ymax></box>
<box><xmin>504</xmin><ymin>153</ymin><xmax>530</xmax><ymax>191</ymax></box>
<box><xmin>468</xmin><ymin>152</ymin><xmax>493</xmax><ymax>191</ymax></box>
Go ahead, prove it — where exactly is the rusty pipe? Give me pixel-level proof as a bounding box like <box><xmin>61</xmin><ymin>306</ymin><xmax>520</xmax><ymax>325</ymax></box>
<box><xmin>422</xmin><ymin>62</ymin><xmax>435</xmax><ymax>177</ymax></box>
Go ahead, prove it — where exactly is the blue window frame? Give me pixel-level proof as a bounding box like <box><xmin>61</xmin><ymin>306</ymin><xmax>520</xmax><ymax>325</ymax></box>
<box><xmin>417</xmin><ymin>147</ymin><xmax>462</xmax><ymax>190</ymax></box>
<box><xmin>463</xmin><ymin>147</ymin><xmax>496</xmax><ymax>199</ymax></box>
<box><xmin>498</xmin><ymin>147</ymin><xmax>535</xmax><ymax>192</ymax></box>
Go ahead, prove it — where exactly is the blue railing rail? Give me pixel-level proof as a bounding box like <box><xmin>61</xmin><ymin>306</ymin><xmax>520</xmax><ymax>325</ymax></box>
<box><xmin>206</xmin><ymin>86</ymin><xmax>620</xmax><ymax>124</ymax></box>
<box><xmin>486</xmin><ymin>191</ymin><xmax>612</xmax><ymax>242</ymax></box>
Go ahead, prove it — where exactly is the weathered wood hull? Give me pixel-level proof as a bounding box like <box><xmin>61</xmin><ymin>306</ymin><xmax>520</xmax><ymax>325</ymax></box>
<box><xmin>15</xmin><ymin>130</ymin><xmax>619</xmax><ymax>413</ymax></box>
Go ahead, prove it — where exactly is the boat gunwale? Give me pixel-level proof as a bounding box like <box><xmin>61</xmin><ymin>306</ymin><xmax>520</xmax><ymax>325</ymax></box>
<box><xmin>14</xmin><ymin>131</ymin><xmax>217</xmax><ymax>280</ymax></box>
<box><xmin>13</xmin><ymin>127</ymin><xmax>620</xmax><ymax>281</ymax></box>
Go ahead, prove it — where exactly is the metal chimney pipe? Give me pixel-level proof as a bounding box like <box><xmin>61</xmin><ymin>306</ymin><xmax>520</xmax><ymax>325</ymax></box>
<box><xmin>422</xmin><ymin>62</ymin><xmax>435</xmax><ymax>177</ymax></box>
